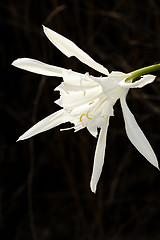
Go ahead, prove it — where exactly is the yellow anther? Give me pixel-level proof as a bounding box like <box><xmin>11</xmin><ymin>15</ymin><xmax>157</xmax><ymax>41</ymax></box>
<box><xmin>89</xmin><ymin>101</ymin><xmax>94</xmax><ymax>105</ymax></box>
<box><xmin>64</xmin><ymin>90</ymin><xmax>69</xmax><ymax>94</ymax></box>
<box><xmin>68</xmin><ymin>109</ymin><xmax>73</xmax><ymax>114</ymax></box>
<box><xmin>86</xmin><ymin>111</ymin><xmax>92</xmax><ymax>120</ymax></box>
<box><xmin>80</xmin><ymin>113</ymin><xmax>85</xmax><ymax>122</ymax></box>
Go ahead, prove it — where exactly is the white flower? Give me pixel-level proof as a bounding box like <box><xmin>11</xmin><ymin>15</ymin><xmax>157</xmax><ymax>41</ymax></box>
<box><xmin>12</xmin><ymin>26</ymin><xmax>159</xmax><ymax>193</ymax></box>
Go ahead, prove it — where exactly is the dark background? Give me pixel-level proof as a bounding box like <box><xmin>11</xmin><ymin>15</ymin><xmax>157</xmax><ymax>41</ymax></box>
<box><xmin>1</xmin><ymin>0</ymin><xmax>160</xmax><ymax>239</ymax></box>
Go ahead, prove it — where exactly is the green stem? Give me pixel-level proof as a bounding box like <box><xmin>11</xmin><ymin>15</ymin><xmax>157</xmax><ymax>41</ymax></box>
<box><xmin>126</xmin><ymin>64</ymin><xmax>160</xmax><ymax>82</ymax></box>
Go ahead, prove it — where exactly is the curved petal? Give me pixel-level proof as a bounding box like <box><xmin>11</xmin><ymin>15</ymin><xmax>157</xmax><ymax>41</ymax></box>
<box><xmin>90</xmin><ymin>117</ymin><xmax>109</xmax><ymax>193</ymax></box>
<box><xmin>120</xmin><ymin>92</ymin><xmax>159</xmax><ymax>169</ymax></box>
<box><xmin>119</xmin><ymin>74</ymin><xmax>156</xmax><ymax>88</ymax></box>
<box><xmin>43</xmin><ymin>26</ymin><xmax>109</xmax><ymax>75</ymax></box>
<box><xmin>12</xmin><ymin>58</ymin><xmax>66</xmax><ymax>77</ymax></box>
<box><xmin>17</xmin><ymin>109</ymin><xmax>65</xmax><ymax>141</ymax></box>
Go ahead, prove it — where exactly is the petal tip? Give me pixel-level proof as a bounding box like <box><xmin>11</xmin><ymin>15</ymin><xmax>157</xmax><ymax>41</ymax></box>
<box><xmin>42</xmin><ymin>25</ymin><xmax>47</xmax><ymax>32</ymax></box>
<box><xmin>91</xmin><ymin>189</ymin><xmax>96</xmax><ymax>194</ymax></box>
<box><xmin>152</xmin><ymin>160</ymin><xmax>159</xmax><ymax>170</ymax></box>
<box><xmin>16</xmin><ymin>137</ymin><xmax>21</xmax><ymax>142</ymax></box>
<box><xmin>12</xmin><ymin>58</ymin><xmax>26</xmax><ymax>67</ymax></box>
<box><xmin>12</xmin><ymin>59</ymin><xmax>19</xmax><ymax>67</ymax></box>
<box><xmin>90</xmin><ymin>183</ymin><xmax>97</xmax><ymax>194</ymax></box>
<box><xmin>156</xmin><ymin>163</ymin><xmax>159</xmax><ymax>170</ymax></box>
<box><xmin>43</xmin><ymin>25</ymin><xmax>51</xmax><ymax>37</ymax></box>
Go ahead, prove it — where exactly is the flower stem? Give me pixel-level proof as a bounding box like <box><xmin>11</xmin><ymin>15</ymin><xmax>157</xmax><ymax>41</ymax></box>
<box><xmin>126</xmin><ymin>64</ymin><xmax>160</xmax><ymax>81</ymax></box>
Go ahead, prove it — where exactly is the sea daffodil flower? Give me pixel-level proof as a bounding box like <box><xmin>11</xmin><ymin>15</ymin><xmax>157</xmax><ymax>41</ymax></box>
<box><xmin>12</xmin><ymin>26</ymin><xmax>159</xmax><ymax>193</ymax></box>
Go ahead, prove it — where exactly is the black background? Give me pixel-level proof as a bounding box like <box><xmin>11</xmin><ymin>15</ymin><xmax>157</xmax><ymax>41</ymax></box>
<box><xmin>1</xmin><ymin>0</ymin><xmax>160</xmax><ymax>239</ymax></box>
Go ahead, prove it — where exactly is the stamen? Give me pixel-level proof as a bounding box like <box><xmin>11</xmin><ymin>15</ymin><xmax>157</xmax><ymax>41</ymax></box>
<box><xmin>80</xmin><ymin>113</ymin><xmax>85</xmax><ymax>122</ymax></box>
<box><xmin>89</xmin><ymin>101</ymin><xmax>94</xmax><ymax>105</ymax></box>
<box><xmin>68</xmin><ymin>109</ymin><xmax>73</xmax><ymax>113</ymax></box>
<box><xmin>64</xmin><ymin>89</ymin><xmax>69</xmax><ymax>94</ymax></box>
<box><xmin>92</xmin><ymin>95</ymin><xmax>108</xmax><ymax>114</ymax></box>
<box><xmin>80</xmin><ymin>75</ymin><xmax>87</xmax><ymax>96</ymax></box>
<box><xmin>86</xmin><ymin>111</ymin><xmax>92</xmax><ymax>120</ymax></box>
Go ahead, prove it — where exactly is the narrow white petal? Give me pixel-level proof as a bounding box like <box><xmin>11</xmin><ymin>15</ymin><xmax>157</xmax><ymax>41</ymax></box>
<box><xmin>120</xmin><ymin>92</ymin><xmax>159</xmax><ymax>169</ymax></box>
<box><xmin>87</xmin><ymin>119</ymin><xmax>98</xmax><ymax>138</ymax></box>
<box><xmin>43</xmin><ymin>26</ymin><xmax>109</xmax><ymax>75</ymax></box>
<box><xmin>12</xmin><ymin>58</ymin><xmax>65</xmax><ymax>77</ymax></box>
<box><xmin>17</xmin><ymin>109</ymin><xmax>65</xmax><ymax>141</ymax></box>
<box><xmin>119</xmin><ymin>74</ymin><xmax>156</xmax><ymax>88</ymax></box>
<box><xmin>90</xmin><ymin>117</ymin><xmax>109</xmax><ymax>193</ymax></box>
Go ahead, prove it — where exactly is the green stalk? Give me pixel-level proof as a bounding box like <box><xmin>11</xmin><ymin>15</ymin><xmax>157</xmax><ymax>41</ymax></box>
<box><xmin>126</xmin><ymin>64</ymin><xmax>160</xmax><ymax>82</ymax></box>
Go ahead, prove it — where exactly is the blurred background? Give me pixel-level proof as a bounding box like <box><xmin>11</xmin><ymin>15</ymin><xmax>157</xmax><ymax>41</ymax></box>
<box><xmin>1</xmin><ymin>0</ymin><xmax>160</xmax><ymax>239</ymax></box>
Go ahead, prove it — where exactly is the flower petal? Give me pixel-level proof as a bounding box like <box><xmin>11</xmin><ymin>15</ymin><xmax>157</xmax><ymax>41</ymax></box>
<box><xmin>90</xmin><ymin>117</ymin><xmax>109</xmax><ymax>193</ymax></box>
<box><xmin>62</xmin><ymin>70</ymin><xmax>99</xmax><ymax>91</ymax></box>
<box><xmin>120</xmin><ymin>92</ymin><xmax>159</xmax><ymax>169</ymax></box>
<box><xmin>12</xmin><ymin>58</ymin><xmax>65</xmax><ymax>77</ymax></box>
<box><xmin>119</xmin><ymin>74</ymin><xmax>156</xmax><ymax>88</ymax></box>
<box><xmin>17</xmin><ymin>109</ymin><xmax>65</xmax><ymax>141</ymax></box>
<box><xmin>43</xmin><ymin>26</ymin><xmax>109</xmax><ymax>75</ymax></box>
